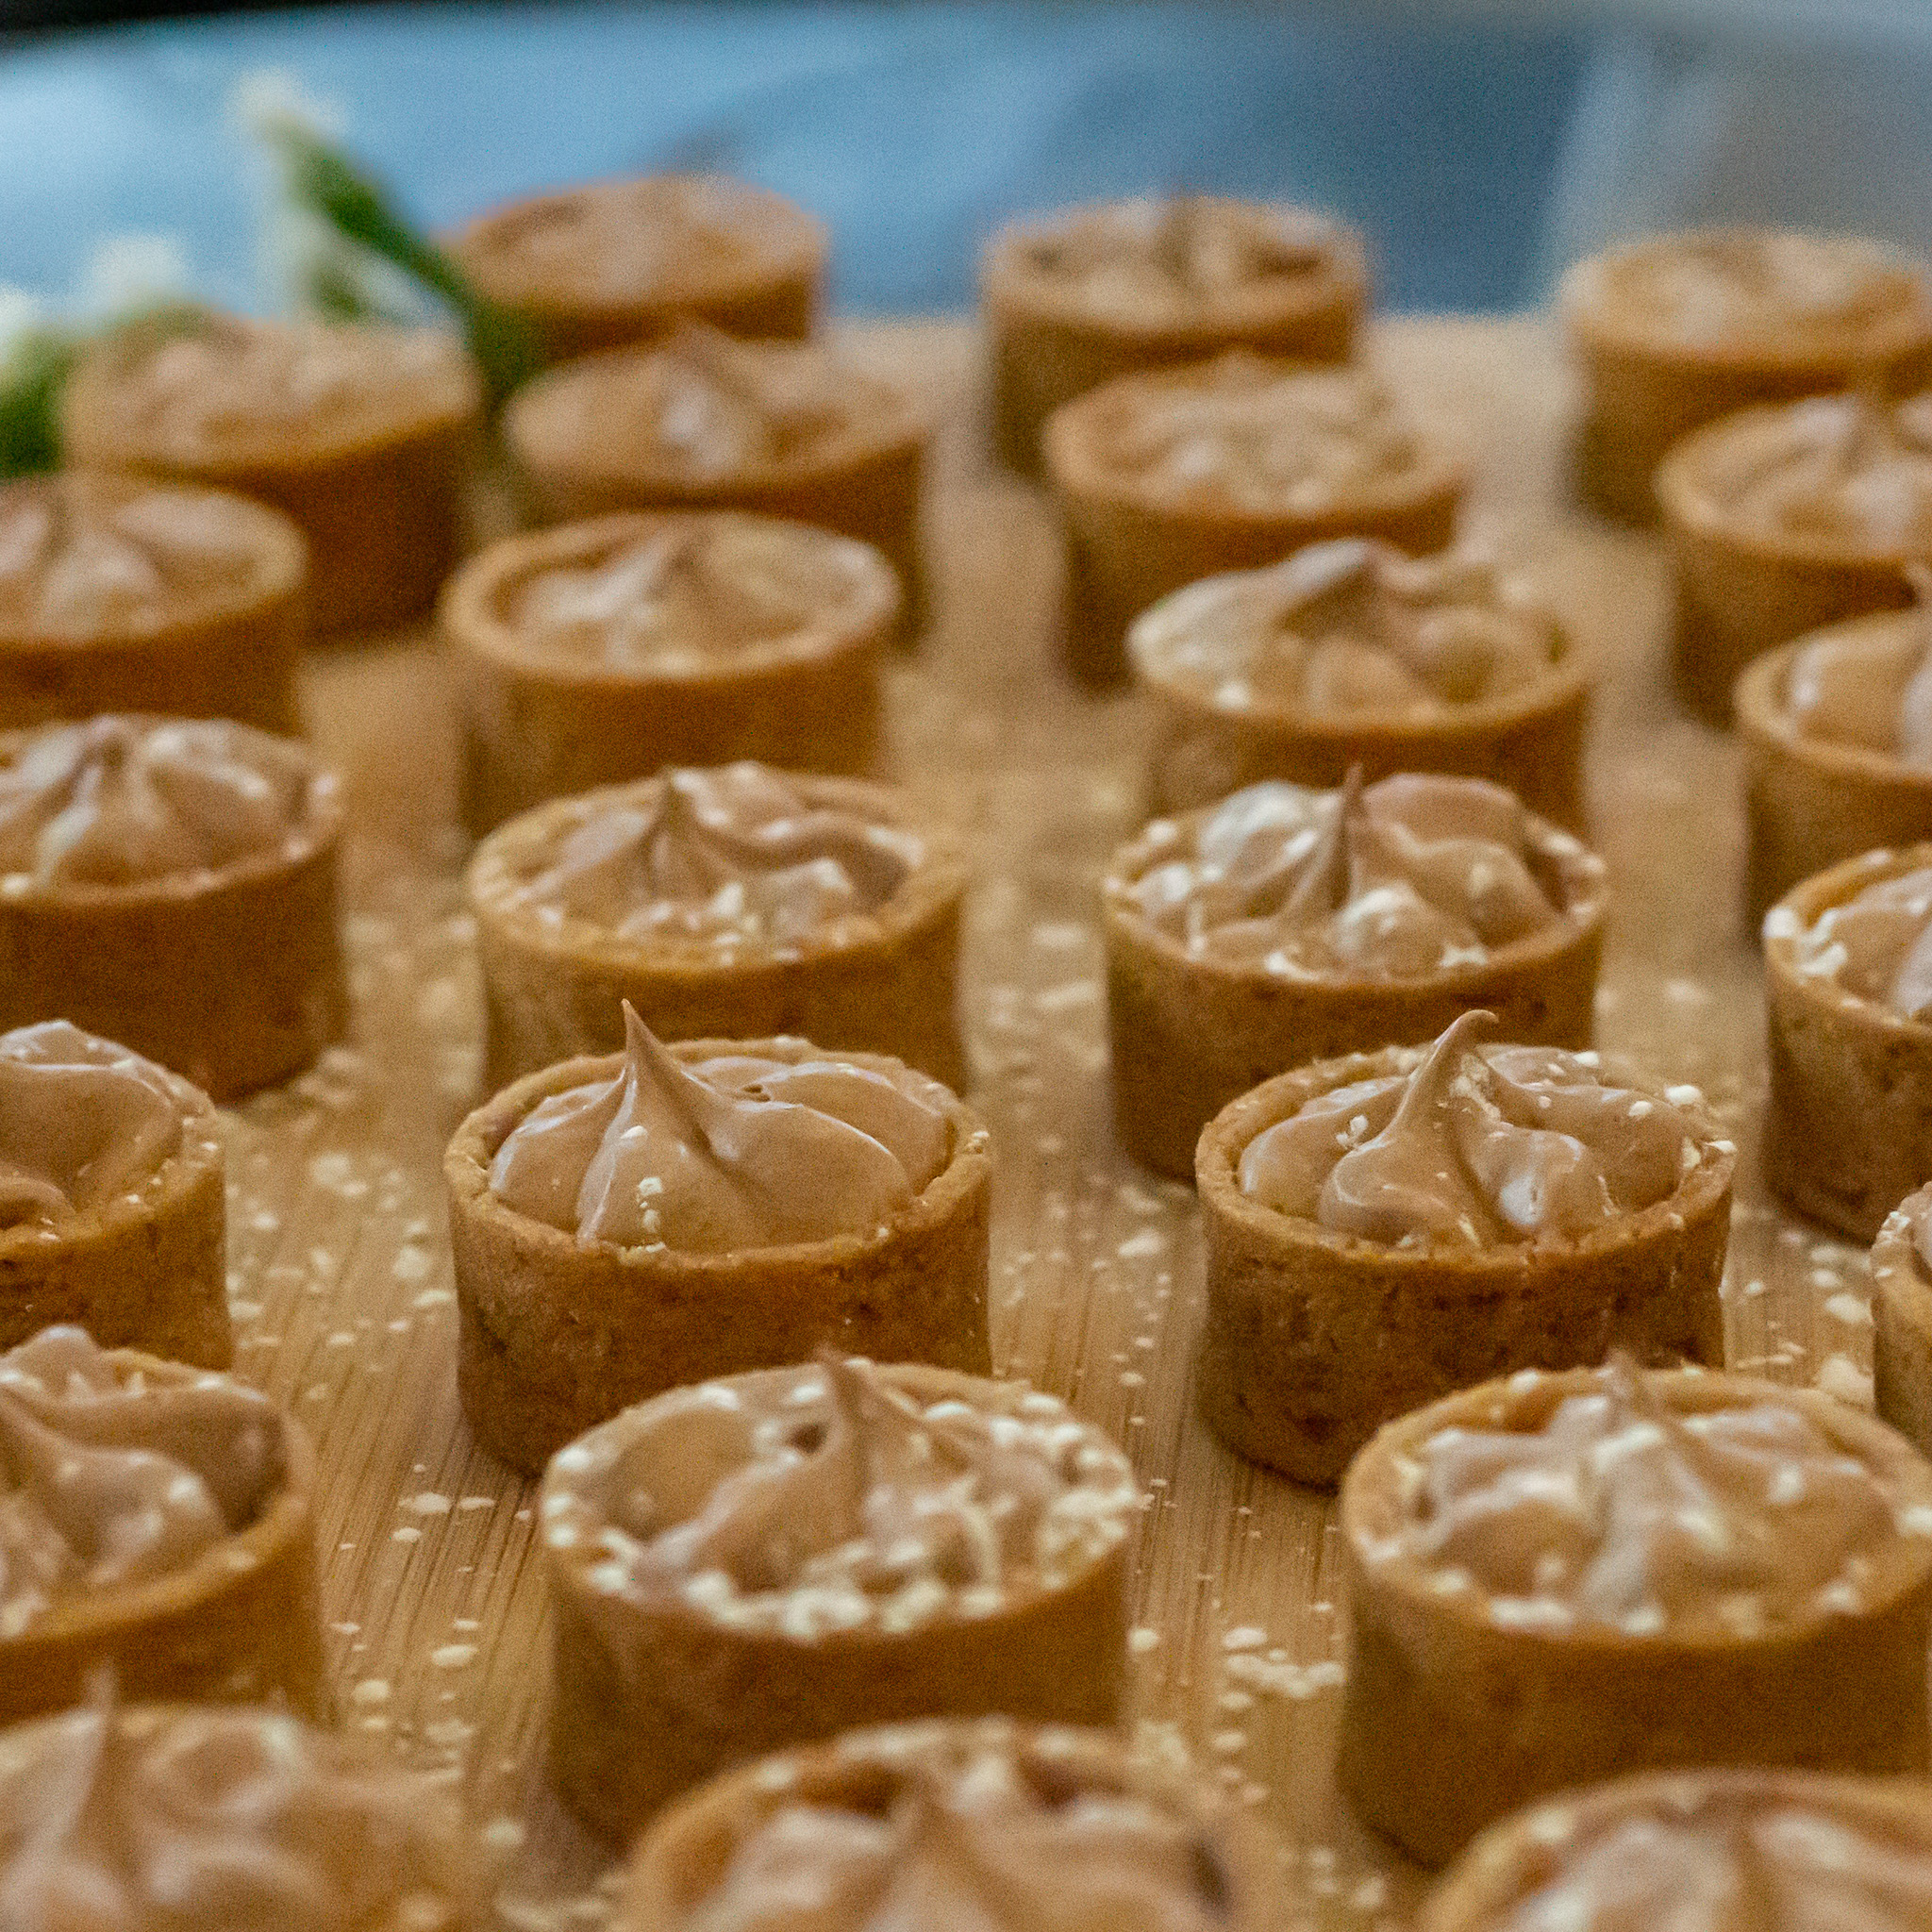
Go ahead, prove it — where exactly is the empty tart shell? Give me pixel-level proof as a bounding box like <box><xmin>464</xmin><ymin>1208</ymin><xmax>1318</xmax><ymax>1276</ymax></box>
<box><xmin>540</xmin><ymin>1370</ymin><xmax>1135</xmax><ymax>1842</ymax></box>
<box><xmin>1339</xmin><ymin>1368</ymin><xmax>1932</xmax><ymax>1866</ymax></box>
<box><xmin>447</xmin><ymin>1039</ymin><xmax>993</xmax><ymax>1474</ymax></box>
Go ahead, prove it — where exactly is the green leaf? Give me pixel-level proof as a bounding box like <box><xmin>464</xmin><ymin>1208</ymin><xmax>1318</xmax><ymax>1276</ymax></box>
<box><xmin>0</xmin><ymin>331</ymin><xmax>78</xmax><ymax>480</ymax></box>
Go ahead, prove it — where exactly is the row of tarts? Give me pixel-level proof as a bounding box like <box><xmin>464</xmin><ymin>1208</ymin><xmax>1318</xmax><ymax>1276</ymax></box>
<box><xmin>6</xmin><ymin>180</ymin><xmax>1932</xmax><ymax>1924</ymax></box>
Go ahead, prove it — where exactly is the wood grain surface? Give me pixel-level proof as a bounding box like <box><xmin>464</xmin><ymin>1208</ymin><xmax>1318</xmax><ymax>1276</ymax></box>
<box><xmin>239</xmin><ymin>315</ymin><xmax>1855</xmax><ymax>1929</ymax></box>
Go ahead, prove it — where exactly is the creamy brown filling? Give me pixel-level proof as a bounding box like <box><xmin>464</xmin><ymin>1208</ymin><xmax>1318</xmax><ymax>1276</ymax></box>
<box><xmin>1783</xmin><ymin>575</ymin><xmax>1932</xmax><ymax>760</ymax></box>
<box><xmin>1239</xmin><ymin>1012</ymin><xmax>1708</xmax><ymax>1246</ymax></box>
<box><xmin>1120</xmin><ymin>774</ymin><xmax>1574</xmax><ymax>976</ymax></box>
<box><xmin>670</xmin><ymin>1729</ymin><xmax>1231</xmax><ymax>1932</ymax></box>
<box><xmin>0</xmin><ymin>1679</ymin><xmax>475</xmax><ymax>1932</ymax></box>
<box><xmin>1782</xmin><ymin>866</ymin><xmax>1932</xmax><ymax>1019</ymax></box>
<box><xmin>0</xmin><ymin>1327</ymin><xmax>285</xmax><ymax>1638</ymax></box>
<box><xmin>490</xmin><ymin>1007</ymin><xmax>950</xmax><ymax>1250</ymax></box>
<box><xmin>497</xmin><ymin>762</ymin><xmax>921</xmax><ymax>946</ymax></box>
<box><xmin>0</xmin><ymin>716</ymin><xmax>319</xmax><ymax>890</ymax></box>
<box><xmin>542</xmin><ymin>1360</ymin><xmax>1139</xmax><ymax>1640</ymax></box>
<box><xmin>1364</xmin><ymin>1360</ymin><xmax>1915</xmax><ymax>1638</ymax></box>
<box><xmin>1484</xmin><ymin>1787</ymin><xmax>1932</xmax><ymax>1931</ymax></box>
<box><xmin>0</xmin><ymin>478</ymin><xmax>274</xmax><ymax>636</ymax></box>
<box><xmin>1131</xmin><ymin>538</ymin><xmax>1561</xmax><ymax>716</ymax></box>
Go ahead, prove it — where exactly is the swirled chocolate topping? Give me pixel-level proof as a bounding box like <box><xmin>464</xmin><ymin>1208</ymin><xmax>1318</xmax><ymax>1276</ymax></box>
<box><xmin>542</xmin><ymin>1359</ymin><xmax>1139</xmax><ymax>1639</ymax></box>
<box><xmin>649</xmin><ymin>1723</ymin><xmax>1235</xmax><ymax>1932</ymax></box>
<box><xmin>503</xmin><ymin>517</ymin><xmax>890</xmax><ymax>669</ymax></box>
<box><xmin>1072</xmin><ymin>355</ymin><xmax>1441</xmax><ymax>512</ymax></box>
<box><xmin>497</xmin><ymin>763</ymin><xmax>923</xmax><ymax>946</ymax></box>
<box><xmin>1363</xmin><ymin>1359</ymin><xmax>1916</xmax><ymax>1638</ymax></box>
<box><xmin>0</xmin><ymin>1022</ymin><xmax>204</xmax><ymax>1231</ymax></box>
<box><xmin>1239</xmin><ymin>1012</ymin><xmax>1708</xmax><ymax>1245</ymax></box>
<box><xmin>1118</xmin><ymin>773</ymin><xmax>1578</xmax><ymax>976</ymax></box>
<box><xmin>0</xmin><ymin>716</ymin><xmax>323</xmax><ymax>890</ymax></box>
<box><xmin>1468</xmin><ymin>1778</ymin><xmax>1932</xmax><ymax>1932</ymax></box>
<box><xmin>1783</xmin><ymin>567</ymin><xmax>1932</xmax><ymax>760</ymax></box>
<box><xmin>0</xmin><ymin>476</ymin><xmax>289</xmax><ymax>637</ymax></box>
<box><xmin>1783</xmin><ymin>865</ymin><xmax>1932</xmax><ymax>1020</ymax></box>
<box><xmin>1131</xmin><ymin>539</ymin><xmax>1562</xmax><ymax>717</ymax></box>
<box><xmin>0</xmin><ymin>1679</ymin><xmax>476</xmax><ymax>1932</ymax></box>
<box><xmin>490</xmin><ymin>1008</ymin><xmax>951</xmax><ymax>1250</ymax></box>
<box><xmin>0</xmin><ymin>1326</ymin><xmax>285</xmax><ymax>1637</ymax></box>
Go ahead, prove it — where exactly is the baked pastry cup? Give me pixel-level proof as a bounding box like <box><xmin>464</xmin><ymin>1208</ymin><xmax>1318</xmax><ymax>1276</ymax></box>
<box><xmin>60</xmin><ymin>311</ymin><xmax>481</xmax><ymax>635</ymax></box>
<box><xmin>981</xmin><ymin>193</ymin><xmax>1368</xmax><ymax>472</ymax></box>
<box><xmin>1419</xmin><ymin>1767</ymin><xmax>1932</xmax><ymax>1932</ymax></box>
<box><xmin>539</xmin><ymin>1361</ymin><xmax>1138</xmax><ymax>1840</ymax></box>
<box><xmin>467</xmin><ymin>763</ymin><xmax>968</xmax><ymax>1092</ymax></box>
<box><xmin>1129</xmin><ymin>538</ymin><xmax>1591</xmax><ymax>824</ymax></box>
<box><xmin>0</xmin><ymin>1324</ymin><xmax>324</xmax><ymax>1723</ymax></box>
<box><xmin>618</xmin><ymin>1717</ymin><xmax>1274</xmax><ymax>1931</ymax></box>
<box><xmin>502</xmin><ymin>325</ymin><xmax>929</xmax><ymax>625</ymax></box>
<box><xmin>0</xmin><ymin>1684</ymin><xmax>484</xmax><ymax>1929</ymax></box>
<box><xmin>450</xmin><ymin>173</ymin><xmax>826</xmax><ymax>365</ymax></box>
<box><xmin>1761</xmin><ymin>842</ymin><xmax>1932</xmax><ymax>1239</ymax></box>
<box><xmin>1339</xmin><ymin>1360</ymin><xmax>1932</xmax><ymax>1867</ymax></box>
<box><xmin>0</xmin><ymin>716</ymin><xmax>347</xmax><ymax>1100</ymax></box>
<box><xmin>448</xmin><ymin>1023</ymin><xmax>993</xmax><ymax>1474</ymax></box>
<box><xmin>1042</xmin><ymin>351</ymin><xmax>1466</xmax><ymax>684</ymax></box>
<box><xmin>0</xmin><ymin>1020</ymin><xmax>228</xmax><ymax>1368</ymax></box>
<box><xmin>1739</xmin><ymin>604</ymin><xmax>1932</xmax><ymax>920</ymax></box>
<box><xmin>1561</xmin><ymin>227</ymin><xmax>1932</xmax><ymax>524</ymax></box>
<box><xmin>1658</xmin><ymin>391</ymin><xmax>1932</xmax><ymax>721</ymax></box>
<box><xmin>1196</xmin><ymin>1012</ymin><xmax>1732</xmax><ymax>1485</ymax></box>
<box><xmin>443</xmin><ymin>511</ymin><xmax>897</xmax><ymax>835</ymax></box>
<box><xmin>1106</xmin><ymin>774</ymin><xmax>1607</xmax><ymax>1178</ymax></box>
<box><xmin>1872</xmin><ymin>1181</ymin><xmax>1932</xmax><ymax>1459</ymax></box>
<box><xmin>0</xmin><ymin>473</ymin><xmax>305</xmax><ymax>734</ymax></box>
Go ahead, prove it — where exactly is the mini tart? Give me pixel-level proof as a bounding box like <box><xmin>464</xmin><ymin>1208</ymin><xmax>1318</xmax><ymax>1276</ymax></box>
<box><xmin>447</xmin><ymin>1039</ymin><xmax>992</xmax><ymax>1474</ymax></box>
<box><xmin>1657</xmin><ymin>394</ymin><xmax>1932</xmax><ymax>722</ymax></box>
<box><xmin>443</xmin><ymin>512</ymin><xmax>897</xmax><ymax>835</ymax></box>
<box><xmin>1339</xmin><ymin>1366</ymin><xmax>1932</xmax><ymax>1867</ymax></box>
<box><xmin>1739</xmin><ymin>613</ymin><xmax>1932</xmax><ymax>920</ymax></box>
<box><xmin>450</xmin><ymin>173</ymin><xmax>826</xmax><ymax>364</ymax></box>
<box><xmin>1195</xmin><ymin>1039</ymin><xmax>1731</xmax><ymax>1485</ymax></box>
<box><xmin>1105</xmin><ymin>786</ymin><xmax>1607</xmax><ymax>1178</ymax></box>
<box><xmin>0</xmin><ymin>718</ymin><xmax>348</xmax><ymax>1100</ymax></box>
<box><xmin>0</xmin><ymin>1342</ymin><xmax>324</xmax><ymax>1724</ymax></box>
<box><xmin>1128</xmin><ymin>544</ymin><xmax>1591</xmax><ymax>824</ymax></box>
<box><xmin>981</xmin><ymin>193</ymin><xmax>1368</xmax><ymax>472</ymax></box>
<box><xmin>1762</xmin><ymin>844</ymin><xmax>1932</xmax><ymax>1239</ymax></box>
<box><xmin>501</xmin><ymin>331</ymin><xmax>929</xmax><ymax>624</ymax></box>
<box><xmin>467</xmin><ymin>772</ymin><xmax>968</xmax><ymax>1092</ymax></box>
<box><xmin>0</xmin><ymin>473</ymin><xmax>306</xmax><ymax>734</ymax></box>
<box><xmin>1043</xmin><ymin>353</ymin><xmax>1466</xmax><ymax>684</ymax></box>
<box><xmin>619</xmin><ymin>1718</ymin><xmax>1273</xmax><ymax>1932</ymax></box>
<box><xmin>1420</xmin><ymin>1767</ymin><xmax>1932</xmax><ymax>1932</ymax></box>
<box><xmin>60</xmin><ymin>312</ymin><xmax>481</xmax><ymax>635</ymax></box>
<box><xmin>1872</xmin><ymin>1182</ymin><xmax>1932</xmax><ymax>1458</ymax></box>
<box><xmin>1562</xmin><ymin>227</ymin><xmax>1932</xmax><ymax>524</ymax></box>
<box><xmin>539</xmin><ymin>1366</ymin><xmax>1137</xmax><ymax>1841</ymax></box>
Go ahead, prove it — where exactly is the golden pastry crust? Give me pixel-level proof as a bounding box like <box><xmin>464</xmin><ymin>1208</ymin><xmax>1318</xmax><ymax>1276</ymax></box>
<box><xmin>1762</xmin><ymin>844</ymin><xmax>1932</xmax><ymax>1239</ymax></box>
<box><xmin>60</xmin><ymin>314</ymin><xmax>481</xmax><ymax>635</ymax></box>
<box><xmin>1563</xmin><ymin>228</ymin><xmax>1932</xmax><ymax>524</ymax></box>
<box><xmin>0</xmin><ymin>1347</ymin><xmax>324</xmax><ymax>1724</ymax></box>
<box><xmin>619</xmin><ymin>1719</ymin><xmax>1273</xmax><ymax>1932</ymax></box>
<box><xmin>467</xmin><ymin>772</ymin><xmax>968</xmax><ymax>1092</ymax></box>
<box><xmin>0</xmin><ymin>474</ymin><xmax>305</xmax><ymax>734</ymax></box>
<box><xmin>1872</xmin><ymin>1182</ymin><xmax>1932</xmax><ymax>1458</ymax></box>
<box><xmin>444</xmin><ymin>513</ymin><xmax>897</xmax><ymax>834</ymax></box>
<box><xmin>450</xmin><ymin>174</ymin><xmax>826</xmax><ymax>364</ymax></box>
<box><xmin>1195</xmin><ymin>1045</ymin><xmax>1731</xmax><ymax>1485</ymax></box>
<box><xmin>981</xmin><ymin>194</ymin><xmax>1368</xmax><ymax>472</ymax></box>
<box><xmin>1339</xmin><ymin>1368</ymin><xmax>1932</xmax><ymax>1867</ymax></box>
<box><xmin>1043</xmin><ymin>354</ymin><xmax>1466</xmax><ymax>684</ymax></box>
<box><xmin>541</xmin><ymin>1371</ymin><xmax>1135</xmax><ymax>1842</ymax></box>
<box><xmin>447</xmin><ymin>1040</ymin><xmax>993</xmax><ymax>1474</ymax></box>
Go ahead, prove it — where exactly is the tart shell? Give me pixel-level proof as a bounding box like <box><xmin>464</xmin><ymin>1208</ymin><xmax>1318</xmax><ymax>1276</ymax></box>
<box><xmin>1194</xmin><ymin>1044</ymin><xmax>1731</xmax><ymax>1486</ymax></box>
<box><xmin>447</xmin><ymin>1041</ymin><xmax>993</xmax><ymax>1475</ymax></box>
<box><xmin>541</xmin><ymin>1369</ymin><xmax>1131</xmax><ymax>1844</ymax></box>
<box><xmin>1338</xmin><ymin>1368</ymin><xmax>1932</xmax><ymax>1867</ymax></box>
<box><xmin>1872</xmin><ymin>1182</ymin><xmax>1932</xmax><ymax>1459</ymax></box>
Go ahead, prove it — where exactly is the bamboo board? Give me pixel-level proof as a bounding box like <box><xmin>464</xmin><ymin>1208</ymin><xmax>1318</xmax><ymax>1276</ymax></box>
<box><xmin>238</xmin><ymin>314</ymin><xmax>1850</xmax><ymax>1930</ymax></box>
